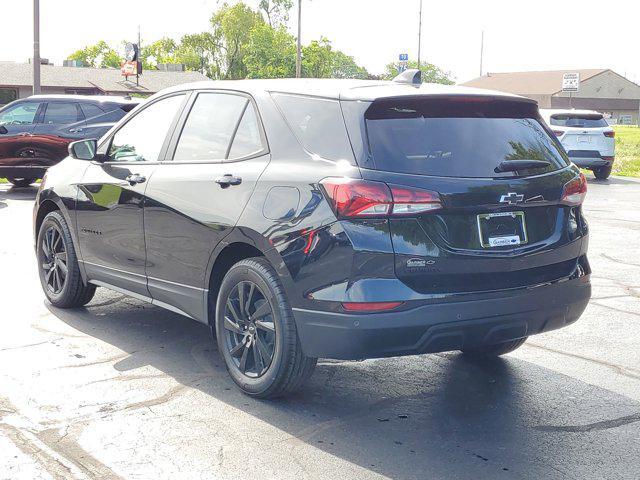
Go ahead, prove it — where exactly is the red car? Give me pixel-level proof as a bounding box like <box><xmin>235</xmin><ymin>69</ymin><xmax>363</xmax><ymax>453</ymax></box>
<box><xmin>0</xmin><ymin>95</ymin><xmax>139</xmax><ymax>186</ymax></box>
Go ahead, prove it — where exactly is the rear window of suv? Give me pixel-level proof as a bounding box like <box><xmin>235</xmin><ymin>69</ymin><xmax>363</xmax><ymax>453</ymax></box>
<box><xmin>363</xmin><ymin>97</ymin><xmax>569</xmax><ymax>178</ymax></box>
<box><xmin>550</xmin><ymin>114</ymin><xmax>608</xmax><ymax>128</ymax></box>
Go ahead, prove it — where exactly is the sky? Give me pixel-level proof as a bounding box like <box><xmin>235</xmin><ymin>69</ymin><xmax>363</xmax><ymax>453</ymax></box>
<box><xmin>1</xmin><ymin>0</ymin><xmax>639</xmax><ymax>84</ymax></box>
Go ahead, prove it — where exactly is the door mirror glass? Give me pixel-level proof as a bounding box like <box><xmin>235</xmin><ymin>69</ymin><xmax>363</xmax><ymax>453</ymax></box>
<box><xmin>69</xmin><ymin>139</ymin><xmax>98</xmax><ymax>161</ymax></box>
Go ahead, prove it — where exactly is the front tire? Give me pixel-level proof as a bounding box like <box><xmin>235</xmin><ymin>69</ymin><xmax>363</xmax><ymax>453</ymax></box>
<box><xmin>461</xmin><ymin>337</ymin><xmax>528</xmax><ymax>357</ymax></box>
<box><xmin>8</xmin><ymin>177</ymin><xmax>35</xmax><ymax>187</ymax></box>
<box><xmin>593</xmin><ymin>166</ymin><xmax>612</xmax><ymax>180</ymax></box>
<box><xmin>215</xmin><ymin>257</ymin><xmax>316</xmax><ymax>398</ymax></box>
<box><xmin>37</xmin><ymin>211</ymin><xmax>96</xmax><ymax>308</ymax></box>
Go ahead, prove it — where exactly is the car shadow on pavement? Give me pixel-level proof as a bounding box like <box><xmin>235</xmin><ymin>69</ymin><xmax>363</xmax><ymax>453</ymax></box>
<box><xmin>47</xmin><ymin>296</ymin><xmax>639</xmax><ymax>479</ymax></box>
<box><xmin>0</xmin><ymin>184</ymin><xmax>39</xmax><ymax>208</ymax></box>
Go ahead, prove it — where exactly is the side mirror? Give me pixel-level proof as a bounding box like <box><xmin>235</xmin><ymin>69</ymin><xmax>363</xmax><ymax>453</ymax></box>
<box><xmin>68</xmin><ymin>139</ymin><xmax>98</xmax><ymax>161</ymax></box>
<box><xmin>0</xmin><ymin>125</ymin><xmax>7</xmax><ymax>134</ymax></box>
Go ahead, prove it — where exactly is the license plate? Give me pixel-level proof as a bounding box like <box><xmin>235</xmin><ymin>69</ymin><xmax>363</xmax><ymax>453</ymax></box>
<box><xmin>577</xmin><ymin>135</ymin><xmax>592</xmax><ymax>143</ymax></box>
<box><xmin>477</xmin><ymin>211</ymin><xmax>528</xmax><ymax>248</ymax></box>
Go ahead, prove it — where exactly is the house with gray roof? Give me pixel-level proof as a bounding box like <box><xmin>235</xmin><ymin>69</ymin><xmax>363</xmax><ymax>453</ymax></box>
<box><xmin>0</xmin><ymin>62</ymin><xmax>209</xmax><ymax>106</ymax></box>
<box><xmin>463</xmin><ymin>69</ymin><xmax>640</xmax><ymax>125</ymax></box>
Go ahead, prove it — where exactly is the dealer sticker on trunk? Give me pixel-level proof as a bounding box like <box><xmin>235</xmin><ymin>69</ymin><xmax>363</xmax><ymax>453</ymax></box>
<box><xmin>487</xmin><ymin>235</ymin><xmax>522</xmax><ymax>247</ymax></box>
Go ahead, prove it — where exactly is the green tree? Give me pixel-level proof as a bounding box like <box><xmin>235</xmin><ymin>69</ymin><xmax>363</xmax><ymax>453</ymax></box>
<box><xmin>211</xmin><ymin>2</ymin><xmax>265</xmax><ymax>79</ymax></box>
<box><xmin>301</xmin><ymin>38</ymin><xmax>369</xmax><ymax>79</ymax></box>
<box><xmin>383</xmin><ymin>60</ymin><xmax>455</xmax><ymax>84</ymax></box>
<box><xmin>330</xmin><ymin>50</ymin><xmax>369</xmax><ymax>79</ymax></box>
<box><xmin>245</xmin><ymin>24</ymin><xmax>296</xmax><ymax>78</ymax></box>
<box><xmin>301</xmin><ymin>38</ymin><xmax>334</xmax><ymax>78</ymax></box>
<box><xmin>67</xmin><ymin>40</ymin><xmax>121</xmax><ymax>68</ymax></box>
<box><xmin>178</xmin><ymin>32</ymin><xmax>221</xmax><ymax>78</ymax></box>
<box><xmin>140</xmin><ymin>37</ymin><xmax>179</xmax><ymax>69</ymax></box>
<box><xmin>258</xmin><ymin>0</ymin><xmax>293</xmax><ymax>27</ymax></box>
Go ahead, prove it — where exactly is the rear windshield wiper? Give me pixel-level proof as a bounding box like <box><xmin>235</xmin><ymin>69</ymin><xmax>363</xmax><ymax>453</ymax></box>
<box><xmin>494</xmin><ymin>159</ymin><xmax>551</xmax><ymax>173</ymax></box>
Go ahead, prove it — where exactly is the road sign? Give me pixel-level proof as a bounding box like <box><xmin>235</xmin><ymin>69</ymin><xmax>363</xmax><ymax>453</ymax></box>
<box><xmin>399</xmin><ymin>53</ymin><xmax>409</xmax><ymax>61</ymax></box>
<box><xmin>398</xmin><ymin>53</ymin><xmax>409</xmax><ymax>73</ymax></box>
<box><xmin>562</xmin><ymin>72</ymin><xmax>580</xmax><ymax>92</ymax></box>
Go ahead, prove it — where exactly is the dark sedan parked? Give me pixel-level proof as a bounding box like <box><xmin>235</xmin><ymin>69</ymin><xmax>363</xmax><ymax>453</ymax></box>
<box><xmin>0</xmin><ymin>95</ymin><xmax>139</xmax><ymax>186</ymax></box>
<box><xmin>33</xmin><ymin>72</ymin><xmax>591</xmax><ymax>398</ymax></box>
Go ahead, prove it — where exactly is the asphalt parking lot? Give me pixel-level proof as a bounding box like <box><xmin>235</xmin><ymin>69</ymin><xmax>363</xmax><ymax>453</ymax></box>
<box><xmin>0</xmin><ymin>176</ymin><xmax>639</xmax><ymax>480</ymax></box>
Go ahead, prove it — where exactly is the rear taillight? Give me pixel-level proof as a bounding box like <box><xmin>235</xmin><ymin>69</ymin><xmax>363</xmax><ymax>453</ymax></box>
<box><xmin>552</xmin><ymin>130</ymin><xmax>565</xmax><ymax>137</ymax></box>
<box><xmin>319</xmin><ymin>178</ymin><xmax>442</xmax><ymax>219</ymax></box>
<box><xmin>604</xmin><ymin>131</ymin><xmax>615</xmax><ymax>138</ymax></box>
<box><xmin>561</xmin><ymin>173</ymin><xmax>587</xmax><ymax>206</ymax></box>
<box><xmin>602</xmin><ymin>156</ymin><xmax>615</xmax><ymax>162</ymax></box>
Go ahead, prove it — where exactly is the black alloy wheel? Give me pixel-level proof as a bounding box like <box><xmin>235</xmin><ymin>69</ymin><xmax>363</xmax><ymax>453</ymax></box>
<box><xmin>223</xmin><ymin>280</ymin><xmax>276</xmax><ymax>378</ymax></box>
<box><xmin>41</xmin><ymin>224</ymin><xmax>68</xmax><ymax>295</ymax></box>
<box><xmin>37</xmin><ymin>211</ymin><xmax>96</xmax><ymax>307</ymax></box>
<box><xmin>215</xmin><ymin>257</ymin><xmax>317</xmax><ymax>398</ymax></box>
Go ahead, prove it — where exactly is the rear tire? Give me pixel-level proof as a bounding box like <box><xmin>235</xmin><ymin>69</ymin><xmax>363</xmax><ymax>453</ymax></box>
<box><xmin>37</xmin><ymin>211</ymin><xmax>96</xmax><ymax>308</ymax></box>
<box><xmin>593</xmin><ymin>166</ymin><xmax>612</xmax><ymax>180</ymax></box>
<box><xmin>215</xmin><ymin>257</ymin><xmax>316</xmax><ymax>398</ymax></box>
<box><xmin>8</xmin><ymin>177</ymin><xmax>35</xmax><ymax>187</ymax></box>
<box><xmin>461</xmin><ymin>337</ymin><xmax>528</xmax><ymax>357</ymax></box>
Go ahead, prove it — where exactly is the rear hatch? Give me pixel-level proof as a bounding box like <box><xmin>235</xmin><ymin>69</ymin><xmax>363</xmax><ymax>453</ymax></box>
<box><xmin>345</xmin><ymin>95</ymin><xmax>588</xmax><ymax>294</ymax></box>
<box><xmin>550</xmin><ymin>112</ymin><xmax>614</xmax><ymax>157</ymax></box>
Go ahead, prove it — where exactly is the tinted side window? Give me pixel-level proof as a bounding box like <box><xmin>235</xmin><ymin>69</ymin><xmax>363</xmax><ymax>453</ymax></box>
<box><xmin>0</xmin><ymin>102</ymin><xmax>42</xmax><ymax>125</ymax></box>
<box><xmin>108</xmin><ymin>94</ymin><xmax>185</xmax><ymax>162</ymax></box>
<box><xmin>272</xmin><ymin>93</ymin><xmax>354</xmax><ymax>161</ymax></box>
<box><xmin>174</xmin><ymin>93</ymin><xmax>248</xmax><ymax>161</ymax></box>
<box><xmin>80</xmin><ymin>103</ymin><xmax>105</xmax><ymax>120</ymax></box>
<box><xmin>228</xmin><ymin>103</ymin><xmax>264</xmax><ymax>159</ymax></box>
<box><xmin>43</xmin><ymin>102</ymin><xmax>80</xmax><ymax>124</ymax></box>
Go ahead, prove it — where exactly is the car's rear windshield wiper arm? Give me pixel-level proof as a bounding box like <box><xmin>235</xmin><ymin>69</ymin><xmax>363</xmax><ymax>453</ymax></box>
<box><xmin>494</xmin><ymin>159</ymin><xmax>551</xmax><ymax>173</ymax></box>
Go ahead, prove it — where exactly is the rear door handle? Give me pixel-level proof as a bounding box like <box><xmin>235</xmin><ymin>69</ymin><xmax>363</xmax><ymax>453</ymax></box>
<box><xmin>215</xmin><ymin>174</ymin><xmax>242</xmax><ymax>188</ymax></box>
<box><xmin>125</xmin><ymin>173</ymin><xmax>146</xmax><ymax>185</ymax></box>
<box><xmin>69</xmin><ymin>128</ymin><xmax>83</xmax><ymax>133</ymax></box>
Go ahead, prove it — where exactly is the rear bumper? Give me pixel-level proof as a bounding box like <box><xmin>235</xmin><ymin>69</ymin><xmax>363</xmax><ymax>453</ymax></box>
<box><xmin>567</xmin><ymin>151</ymin><xmax>613</xmax><ymax>169</ymax></box>
<box><xmin>0</xmin><ymin>165</ymin><xmax>48</xmax><ymax>179</ymax></box>
<box><xmin>293</xmin><ymin>276</ymin><xmax>591</xmax><ymax>360</ymax></box>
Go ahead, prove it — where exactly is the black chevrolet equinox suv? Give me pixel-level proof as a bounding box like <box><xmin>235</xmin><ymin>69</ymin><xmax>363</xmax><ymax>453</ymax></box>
<box><xmin>34</xmin><ymin>71</ymin><xmax>591</xmax><ymax>398</ymax></box>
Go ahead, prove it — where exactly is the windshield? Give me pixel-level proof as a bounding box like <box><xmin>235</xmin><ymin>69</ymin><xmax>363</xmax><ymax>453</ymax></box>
<box><xmin>363</xmin><ymin>98</ymin><xmax>569</xmax><ymax>178</ymax></box>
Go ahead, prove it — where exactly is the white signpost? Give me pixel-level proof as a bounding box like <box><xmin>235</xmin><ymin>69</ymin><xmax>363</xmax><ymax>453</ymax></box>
<box><xmin>562</xmin><ymin>72</ymin><xmax>580</xmax><ymax>108</ymax></box>
<box><xmin>562</xmin><ymin>72</ymin><xmax>580</xmax><ymax>92</ymax></box>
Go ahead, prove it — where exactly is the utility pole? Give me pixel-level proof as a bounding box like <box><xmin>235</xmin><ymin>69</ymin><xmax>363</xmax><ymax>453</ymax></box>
<box><xmin>33</xmin><ymin>0</ymin><xmax>41</xmax><ymax>95</ymax></box>
<box><xmin>479</xmin><ymin>30</ymin><xmax>484</xmax><ymax>77</ymax></box>
<box><xmin>296</xmin><ymin>0</ymin><xmax>302</xmax><ymax>78</ymax></box>
<box><xmin>417</xmin><ymin>0</ymin><xmax>423</xmax><ymax>69</ymax></box>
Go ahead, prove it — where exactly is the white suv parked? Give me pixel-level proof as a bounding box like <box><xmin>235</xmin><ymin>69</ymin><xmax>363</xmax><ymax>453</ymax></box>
<box><xmin>541</xmin><ymin>109</ymin><xmax>615</xmax><ymax>179</ymax></box>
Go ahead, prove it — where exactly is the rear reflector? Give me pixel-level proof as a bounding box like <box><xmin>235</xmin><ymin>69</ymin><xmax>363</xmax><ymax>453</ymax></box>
<box><xmin>604</xmin><ymin>131</ymin><xmax>615</xmax><ymax>138</ymax></box>
<box><xmin>561</xmin><ymin>173</ymin><xmax>587</xmax><ymax>206</ymax></box>
<box><xmin>342</xmin><ymin>301</ymin><xmax>403</xmax><ymax>312</ymax></box>
<box><xmin>319</xmin><ymin>178</ymin><xmax>442</xmax><ymax>219</ymax></box>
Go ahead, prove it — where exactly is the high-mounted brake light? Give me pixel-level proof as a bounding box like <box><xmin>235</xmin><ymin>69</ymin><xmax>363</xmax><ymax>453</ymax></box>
<box><xmin>561</xmin><ymin>173</ymin><xmax>587</xmax><ymax>206</ymax></box>
<box><xmin>604</xmin><ymin>131</ymin><xmax>615</xmax><ymax>138</ymax></box>
<box><xmin>319</xmin><ymin>178</ymin><xmax>442</xmax><ymax>219</ymax></box>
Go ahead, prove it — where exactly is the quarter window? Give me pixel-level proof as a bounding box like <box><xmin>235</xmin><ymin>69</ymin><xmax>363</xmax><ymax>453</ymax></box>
<box><xmin>272</xmin><ymin>93</ymin><xmax>354</xmax><ymax>161</ymax></box>
<box><xmin>43</xmin><ymin>102</ymin><xmax>80</xmax><ymax>124</ymax></box>
<box><xmin>108</xmin><ymin>94</ymin><xmax>185</xmax><ymax>162</ymax></box>
<box><xmin>174</xmin><ymin>93</ymin><xmax>249</xmax><ymax>161</ymax></box>
<box><xmin>80</xmin><ymin>103</ymin><xmax>105</xmax><ymax>120</ymax></box>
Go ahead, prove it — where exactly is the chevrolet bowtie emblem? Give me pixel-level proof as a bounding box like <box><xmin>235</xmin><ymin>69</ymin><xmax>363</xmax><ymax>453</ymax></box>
<box><xmin>499</xmin><ymin>192</ymin><xmax>524</xmax><ymax>205</ymax></box>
